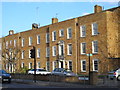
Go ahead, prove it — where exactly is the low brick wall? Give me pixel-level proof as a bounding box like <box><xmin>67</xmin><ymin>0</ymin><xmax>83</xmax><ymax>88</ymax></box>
<box><xmin>11</xmin><ymin>74</ymin><xmax>89</xmax><ymax>84</ymax></box>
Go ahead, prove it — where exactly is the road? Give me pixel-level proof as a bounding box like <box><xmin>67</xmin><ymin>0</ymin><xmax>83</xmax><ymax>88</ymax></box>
<box><xmin>1</xmin><ymin>82</ymin><xmax>61</xmax><ymax>89</ymax></box>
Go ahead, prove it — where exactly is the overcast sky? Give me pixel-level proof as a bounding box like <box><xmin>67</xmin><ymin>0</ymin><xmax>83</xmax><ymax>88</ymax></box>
<box><xmin>1</xmin><ymin>0</ymin><xmax>120</xmax><ymax>37</ymax></box>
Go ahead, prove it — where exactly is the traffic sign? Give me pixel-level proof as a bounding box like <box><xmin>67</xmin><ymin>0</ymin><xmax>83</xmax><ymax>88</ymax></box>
<box><xmin>86</xmin><ymin>54</ymin><xmax>93</xmax><ymax>56</ymax></box>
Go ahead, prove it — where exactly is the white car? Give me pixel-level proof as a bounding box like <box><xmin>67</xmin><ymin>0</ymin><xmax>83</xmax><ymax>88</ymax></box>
<box><xmin>114</xmin><ymin>68</ymin><xmax>120</xmax><ymax>81</ymax></box>
<box><xmin>51</xmin><ymin>68</ymin><xmax>77</xmax><ymax>76</ymax></box>
<box><xmin>28</xmin><ymin>68</ymin><xmax>51</xmax><ymax>75</ymax></box>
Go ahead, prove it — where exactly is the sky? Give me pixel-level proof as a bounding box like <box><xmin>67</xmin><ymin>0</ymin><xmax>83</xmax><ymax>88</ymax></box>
<box><xmin>1</xmin><ymin>0</ymin><xmax>120</xmax><ymax>37</ymax></box>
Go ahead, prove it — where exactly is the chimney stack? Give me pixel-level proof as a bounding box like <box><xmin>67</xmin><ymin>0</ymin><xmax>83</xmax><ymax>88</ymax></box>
<box><xmin>94</xmin><ymin>5</ymin><xmax>102</xmax><ymax>13</ymax></box>
<box><xmin>9</xmin><ymin>30</ymin><xmax>14</xmax><ymax>35</ymax></box>
<box><xmin>52</xmin><ymin>18</ymin><xmax>58</xmax><ymax>24</ymax></box>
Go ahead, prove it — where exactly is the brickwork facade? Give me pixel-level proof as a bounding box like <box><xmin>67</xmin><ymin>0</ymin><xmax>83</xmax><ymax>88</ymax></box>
<box><xmin>1</xmin><ymin>5</ymin><xmax>120</xmax><ymax>75</ymax></box>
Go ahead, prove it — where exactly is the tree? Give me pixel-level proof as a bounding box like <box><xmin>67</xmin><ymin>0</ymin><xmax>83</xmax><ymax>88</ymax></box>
<box><xmin>2</xmin><ymin>41</ymin><xmax>21</xmax><ymax>73</ymax></box>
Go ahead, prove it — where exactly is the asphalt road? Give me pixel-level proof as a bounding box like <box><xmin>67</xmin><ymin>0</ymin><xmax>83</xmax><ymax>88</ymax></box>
<box><xmin>1</xmin><ymin>82</ymin><xmax>61</xmax><ymax>89</ymax></box>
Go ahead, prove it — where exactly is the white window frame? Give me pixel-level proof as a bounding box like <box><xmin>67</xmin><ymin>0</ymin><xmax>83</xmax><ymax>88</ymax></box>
<box><xmin>58</xmin><ymin>43</ymin><xmax>65</xmax><ymax>56</ymax></box>
<box><xmin>92</xmin><ymin>22</ymin><xmax>98</xmax><ymax>35</ymax></box>
<box><xmin>52</xmin><ymin>31</ymin><xmax>56</xmax><ymax>41</ymax></box>
<box><xmin>67</xmin><ymin>44</ymin><xmax>72</xmax><ymax>55</ymax></box>
<box><xmin>46</xmin><ymin>33</ymin><xmax>49</xmax><ymax>43</ymax></box>
<box><xmin>52</xmin><ymin>46</ymin><xmax>56</xmax><ymax>56</ymax></box>
<box><xmin>29</xmin><ymin>62</ymin><xmax>32</xmax><ymax>69</ymax></box>
<box><xmin>37</xmin><ymin>62</ymin><xmax>40</xmax><ymax>69</ymax></box>
<box><xmin>37</xmin><ymin>35</ymin><xmax>40</xmax><ymax>44</ymax></box>
<box><xmin>53</xmin><ymin>61</ymin><xmax>57</xmax><ymax>70</ymax></box>
<box><xmin>67</xmin><ymin>27</ymin><xmax>72</xmax><ymax>39</ymax></box>
<box><xmin>21</xmin><ymin>38</ymin><xmax>24</xmax><ymax>47</ymax></box>
<box><xmin>14</xmin><ymin>39</ymin><xmax>16</xmax><ymax>47</ymax></box>
<box><xmin>81</xmin><ymin>60</ymin><xmax>86</xmax><ymax>72</ymax></box>
<box><xmin>92</xmin><ymin>41</ymin><xmax>98</xmax><ymax>54</ymax></box>
<box><xmin>81</xmin><ymin>42</ymin><xmax>86</xmax><ymax>54</ymax></box>
<box><xmin>21</xmin><ymin>62</ymin><xmax>24</xmax><ymax>68</ymax></box>
<box><xmin>29</xmin><ymin>49</ymin><xmax>31</xmax><ymax>58</ymax></box>
<box><xmin>80</xmin><ymin>25</ymin><xmax>86</xmax><ymax>37</ymax></box>
<box><xmin>21</xmin><ymin>50</ymin><xmax>24</xmax><ymax>59</ymax></box>
<box><xmin>59</xmin><ymin>29</ymin><xmax>64</xmax><ymax>37</ymax></box>
<box><xmin>46</xmin><ymin>47</ymin><xmax>50</xmax><ymax>57</ymax></box>
<box><xmin>29</xmin><ymin>37</ymin><xmax>32</xmax><ymax>46</ymax></box>
<box><xmin>10</xmin><ymin>40</ymin><xmax>12</xmax><ymax>45</ymax></box>
<box><xmin>37</xmin><ymin>48</ymin><xmax>40</xmax><ymax>58</ymax></box>
<box><xmin>93</xmin><ymin>59</ymin><xmax>99</xmax><ymax>72</ymax></box>
<box><xmin>6</xmin><ymin>41</ymin><xmax>8</xmax><ymax>49</ymax></box>
<box><xmin>46</xmin><ymin>61</ymin><xmax>50</xmax><ymax>71</ymax></box>
<box><xmin>67</xmin><ymin>60</ymin><xmax>72</xmax><ymax>71</ymax></box>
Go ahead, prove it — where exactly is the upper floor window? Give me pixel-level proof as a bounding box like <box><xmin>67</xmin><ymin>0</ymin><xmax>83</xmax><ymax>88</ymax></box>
<box><xmin>92</xmin><ymin>41</ymin><xmax>98</xmax><ymax>54</ymax></box>
<box><xmin>67</xmin><ymin>44</ymin><xmax>72</xmax><ymax>55</ymax></box>
<box><xmin>10</xmin><ymin>40</ymin><xmax>12</xmax><ymax>45</ymax></box>
<box><xmin>92</xmin><ymin>22</ymin><xmax>98</xmax><ymax>35</ymax></box>
<box><xmin>46</xmin><ymin>33</ymin><xmax>49</xmax><ymax>43</ymax></box>
<box><xmin>21</xmin><ymin>38</ymin><xmax>24</xmax><ymax>47</ymax></box>
<box><xmin>37</xmin><ymin>35</ymin><xmax>40</xmax><ymax>44</ymax></box>
<box><xmin>46</xmin><ymin>47</ymin><xmax>50</xmax><ymax>57</ymax></box>
<box><xmin>81</xmin><ymin>42</ymin><xmax>86</xmax><ymax>54</ymax></box>
<box><xmin>29</xmin><ymin>49</ymin><xmax>31</xmax><ymax>58</ymax></box>
<box><xmin>59</xmin><ymin>29</ymin><xmax>64</xmax><ymax>37</ymax></box>
<box><xmin>81</xmin><ymin>60</ymin><xmax>86</xmax><ymax>72</ymax></box>
<box><xmin>14</xmin><ymin>40</ymin><xmax>16</xmax><ymax>47</ymax></box>
<box><xmin>29</xmin><ymin>37</ymin><xmax>32</xmax><ymax>46</ymax></box>
<box><xmin>21</xmin><ymin>50</ymin><xmax>24</xmax><ymax>59</ymax></box>
<box><xmin>52</xmin><ymin>46</ymin><xmax>56</xmax><ymax>56</ymax></box>
<box><xmin>37</xmin><ymin>48</ymin><xmax>40</xmax><ymax>58</ymax></box>
<box><xmin>52</xmin><ymin>31</ymin><xmax>56</xmax><ymax>41</ymax></box>
<box><xmin>80</xmin><ymin>25</ymin><xmax>86</xmax><ymax>37</ymax></box>
<box><xmin>93</xmin><ymin>59</ymin><xmax>99</xmax><ymax>71</ymax></box>
<box><xmin>6</xmin><ymin>41</ymin><xmax>8</xmax><ymax>49</ymax></box>
<box><xmin>67</xmin><ymin>27</ymin><xmax>72</xmax><ymax>39</ymax></box>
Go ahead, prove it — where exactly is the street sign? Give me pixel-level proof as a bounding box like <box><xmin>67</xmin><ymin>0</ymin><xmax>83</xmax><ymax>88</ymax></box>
<box><xmin>86</xmin><ymin>54</ymin><xmax>93</xmax><ymax>56</ymax></box>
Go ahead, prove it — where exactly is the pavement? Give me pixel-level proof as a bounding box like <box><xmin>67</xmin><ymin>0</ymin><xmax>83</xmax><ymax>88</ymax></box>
<box><xmin>12</xmin><ymin>79</ymin><xmax>120</xmax><ymax>88</ymax></box>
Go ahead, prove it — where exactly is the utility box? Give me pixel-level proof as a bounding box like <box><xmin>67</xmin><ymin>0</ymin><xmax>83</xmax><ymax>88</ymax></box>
<box><xmin>90</xmin><ymin>71</ymin><xmax>98</xmax><ymax>85</ymax></box>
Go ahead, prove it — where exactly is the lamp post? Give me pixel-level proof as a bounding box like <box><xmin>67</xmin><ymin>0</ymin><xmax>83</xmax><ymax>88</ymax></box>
<box><xmin>86</xmin><ymin>53</ymin><xmax>92</xmax><ymax>85</ymax></box>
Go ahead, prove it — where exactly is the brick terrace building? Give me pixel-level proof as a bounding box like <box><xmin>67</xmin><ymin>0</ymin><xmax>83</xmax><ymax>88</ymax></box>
<box><xmin>1</xmin><ymin>5</ymin><xmax>120</xmax><ymax>75</ymax></box>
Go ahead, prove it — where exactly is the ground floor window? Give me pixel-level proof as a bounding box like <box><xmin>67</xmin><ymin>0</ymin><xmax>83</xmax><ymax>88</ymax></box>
<box><xmin>37</xmin><ymin>62</ymin><xmax>40</xmax><ymax>69</ymax></box>
<box><xmin>93</xmin><ymin>59</ymin><xmax>99</xmax><ymax>71</ymax></box>
<box><xmin>29</xmin><ymin>63</ymin><xmax>32</xmax><ymax>69</ymax></box>
<box><xmin>81</xmin><ymin>60</ymin><xmax>86</xmax><ymax>72</ymax></box>
<box><xmin>53</xmin><ymin>61</ymin><xmax>57</xmax><ymax>70</ymax></box>
<box><xmin>68</xmin><ymin>60</ymin><xmax>72</xmax><ymax>71</ymax></box>
<box><xmin>46</xmin><ymin>61</ymin><xmax>50</xmax><ymax>71</ymax></box>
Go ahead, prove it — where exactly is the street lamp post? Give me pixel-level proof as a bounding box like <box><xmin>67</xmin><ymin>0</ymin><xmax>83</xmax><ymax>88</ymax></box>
<box><xmin>86</xmin><ymin>53</ymin><xmax>92</xmax><ymax>85</ymax></box>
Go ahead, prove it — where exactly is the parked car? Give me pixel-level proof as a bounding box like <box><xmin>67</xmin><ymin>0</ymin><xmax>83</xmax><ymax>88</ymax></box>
<box><xmin>28</xmin><ymin>68</ymin><xmax>51</xmax><ymax>75</ymax></box>
<box><xmin>107</xmin><ymin>70</ymin><xmax>116</xmax><ymax>80</ymax></box>
<box><xmin>51</xmin><ymin>68</ymin><xmax>77</xmax><ymax>76</ymax></box>
<box><xmin>0</xmin><ymin>70</ymin><xmax>11</xmax><ymax>83</ymax></box>
<box><xmin>114</xmin><ymin>68</ymin><xmax>120</xmax><ymax>81</ymax></box>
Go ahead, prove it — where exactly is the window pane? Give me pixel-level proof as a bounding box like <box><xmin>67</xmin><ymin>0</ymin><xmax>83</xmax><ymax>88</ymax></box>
<box><xmin>81</xmin><ymin>25</ymin><xmax>86</xmax><ymax>37</ymax></box>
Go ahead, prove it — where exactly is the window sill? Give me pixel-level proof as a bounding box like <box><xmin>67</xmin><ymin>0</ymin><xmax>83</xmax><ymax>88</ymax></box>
<box><xmin>67</xmin><ymin>54</ymin><xmax>72</xmax><ymax>56</ymax></box>
<box><xmin>81</xmin><ymin>53</ymin><xmax>86</xmax><ymax>55</ymax></box>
